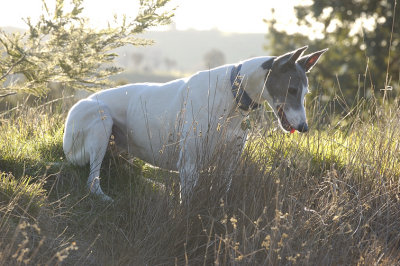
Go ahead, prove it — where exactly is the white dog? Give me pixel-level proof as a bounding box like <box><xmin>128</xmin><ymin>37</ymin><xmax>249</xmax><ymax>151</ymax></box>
<box><xmin>63</xmin><ymin>46</ymin><xmax>327</xmax><ymax>201</ymax></box>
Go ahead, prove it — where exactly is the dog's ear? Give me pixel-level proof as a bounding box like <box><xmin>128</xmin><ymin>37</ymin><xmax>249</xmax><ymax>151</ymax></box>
<box><xmin>275</xmin><ymin>46</ymin><xmax>308</xmax><ymax>70</ymax></box>
<box><xmin>288</xmin><ymin>46</ymin><xmax>308</xmax><ymax>65</ymax></box>
<box><xmin>297</xmin><ymin>48</ymin><xmax>328</xmax><ymax>72</ymax></box>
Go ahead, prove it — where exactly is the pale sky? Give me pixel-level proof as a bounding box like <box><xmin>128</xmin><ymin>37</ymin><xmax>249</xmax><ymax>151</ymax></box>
<box><xmin>0</xmin><ymin>0</ymin><xmax>299</xmax><ymax>34</ymax></box>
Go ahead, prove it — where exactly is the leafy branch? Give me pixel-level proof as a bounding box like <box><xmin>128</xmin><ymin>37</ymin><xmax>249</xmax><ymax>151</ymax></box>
<box><xmin>0</xmin><ymin>0</ymin><xmax>174</xmax><ymax>96</ymax></box>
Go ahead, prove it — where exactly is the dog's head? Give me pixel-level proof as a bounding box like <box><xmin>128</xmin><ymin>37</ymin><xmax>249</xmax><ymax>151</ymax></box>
<box><xmin>260</xmin><ymin>46</ymin><xmax>327</xmax><ymax>133</ymax></box>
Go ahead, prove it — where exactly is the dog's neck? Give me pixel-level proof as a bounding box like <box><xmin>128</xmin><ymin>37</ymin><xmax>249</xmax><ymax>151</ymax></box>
<box><xmin>230</xmin><ymin>64</ymin><xmax>261</xmax><ymax>111</ymax></box>
<box><xmin>233</xmin><ymin>57</ymin><xmax>275</xmax><ymax>110</ymax></box>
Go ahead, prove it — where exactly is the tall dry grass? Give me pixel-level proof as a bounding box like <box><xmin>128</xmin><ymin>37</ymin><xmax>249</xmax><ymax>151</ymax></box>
<box><xmin>2</xmin><ymin>93</ymin><xmax>400</xmax><ymax>265</ymax></box>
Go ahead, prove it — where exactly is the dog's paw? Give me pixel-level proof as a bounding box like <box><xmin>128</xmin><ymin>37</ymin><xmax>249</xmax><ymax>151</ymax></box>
<box><xmin>100</xmin><ymin>194</ymin><xmax>114</xmax><ymax>203</ymax></box>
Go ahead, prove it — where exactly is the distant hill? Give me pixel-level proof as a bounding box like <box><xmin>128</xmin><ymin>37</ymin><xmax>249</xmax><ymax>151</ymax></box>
<box><xmin>2</xmin><ymin>26</ymin><xmax>25</xmax><ymax>34</ymax></box>
<box><xmin>115</xmin><ymin>29</ymin><xmax>268</xmax><ymax>74</ymax></box>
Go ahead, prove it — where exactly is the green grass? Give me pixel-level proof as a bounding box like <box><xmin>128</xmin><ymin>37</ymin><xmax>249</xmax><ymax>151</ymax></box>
<box><xmin>0</xmin><ymin>172</ymin><xmax>46</xmax><ymax>217</ymax></box>
<box><xmin>1</xmin><ymin>99</ymin><xmax>400</xmax><ymax>265</ymax></box>
<box><xmin>0</xmin><ymin>106</ymin><xmax>65</xmax><ymax>177</ymax></box>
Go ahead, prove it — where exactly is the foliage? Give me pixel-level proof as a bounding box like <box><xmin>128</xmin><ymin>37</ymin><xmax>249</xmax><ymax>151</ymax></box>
<box><xmin>264</xmin><ymin>0</ymin><xmax>400</xmax><ymax>111</ymax></box>
<box><xmin>0</xmin><ymin>0</ymin><xmax>174</xmax><ymax>96</ymax></box>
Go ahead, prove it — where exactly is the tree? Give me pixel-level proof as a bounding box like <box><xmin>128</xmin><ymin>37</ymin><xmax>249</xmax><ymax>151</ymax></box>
<box><xmin>264</xmin><ymin>0</ymin><xmax>400</xmax><ymax>109</ymax></box>
<box><xmin>164</xmin><ymin>57</ymin><xmax>177</xmax><ymax>71</ymax></box>
<box><xmin>204</xmin><ymin>49</ymin><xmax>226</xmax><ymax>69</ymax></box>
<box><xmin>0</xmin><ymin>0</ymin><xmax>174</xmax><ymax>96</ymax></box>
<box><xmin>132</xmin><ymin>52</ymin><xmax>145</xmax><ymax>70</ymax></box>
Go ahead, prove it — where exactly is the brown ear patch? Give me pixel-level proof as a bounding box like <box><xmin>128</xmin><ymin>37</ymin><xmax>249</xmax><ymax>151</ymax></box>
<box><xmin>306</xmin><ymin>55</ymin><xmax>319</xmax><ymax>69</ymax></box>
<box><xmin>298</xmin><ymin>48</ymin><xmax>328</xmax><ymax>72</ymax></box>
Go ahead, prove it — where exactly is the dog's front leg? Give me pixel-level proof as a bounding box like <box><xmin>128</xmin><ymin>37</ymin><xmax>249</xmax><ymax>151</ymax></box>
<box><xmin>223</xmin><ymin>133</ymin><xmax>248</xmax><ymax>193</ymax></box>
<box><xmin>177</xmin><ymin>148</ymin><xmax>199</xmax><ymax>203</ymax></box>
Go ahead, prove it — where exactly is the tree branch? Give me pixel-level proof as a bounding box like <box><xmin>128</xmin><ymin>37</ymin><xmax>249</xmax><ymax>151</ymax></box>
<box><xmin>0</xmin><ymin>54</ymin><xmax>26</xmax><ymax>81</ymax></box>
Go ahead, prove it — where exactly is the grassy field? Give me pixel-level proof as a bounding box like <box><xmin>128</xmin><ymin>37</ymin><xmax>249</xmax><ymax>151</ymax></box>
<box><xmin>0</xmin><ymin>95</ymin><xmax>400</xmax><ymax>265</ymax></box>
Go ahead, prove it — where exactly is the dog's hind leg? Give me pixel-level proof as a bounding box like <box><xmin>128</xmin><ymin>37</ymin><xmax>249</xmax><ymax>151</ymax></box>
<box><xmin>86</xmin><ymin>104</ymin><xmax>114</xmax><ymax>202</ymax></box>
<box><xmin>87</xmin><ymin>140</ymin><xmax>113</xmax><ymax>202</ymax></box>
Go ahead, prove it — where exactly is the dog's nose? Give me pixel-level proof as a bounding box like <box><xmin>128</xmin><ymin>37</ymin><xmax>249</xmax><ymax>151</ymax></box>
<box><xmin>297</xmin><ymin>122</ymin><xmax>309</xmax><ymax>133</ymax></box>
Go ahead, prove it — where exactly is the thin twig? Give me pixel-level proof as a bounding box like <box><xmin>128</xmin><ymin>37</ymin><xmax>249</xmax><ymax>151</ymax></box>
<box><xmin>0</xmin><ymin>92</ymin><xmax>17</xmax><ymax>98</ymax></box>
<box><xmin>34</xmin><ymin>95</ymin><xmax>75</xmax><ymax>109</ymax></box>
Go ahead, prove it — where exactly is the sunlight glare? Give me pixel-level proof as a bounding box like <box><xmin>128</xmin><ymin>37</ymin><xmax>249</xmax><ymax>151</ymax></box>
<box><xmin>0</xmin><ymin>0</ymin><xmax>298</xmax><ymax>34</ymax></box>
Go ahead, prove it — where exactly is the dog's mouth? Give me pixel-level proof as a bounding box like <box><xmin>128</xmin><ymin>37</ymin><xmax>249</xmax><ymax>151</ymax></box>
<box><xmin>277</xmin><ymin>105</ymin><xmax>294</xmax><ymax>132</ymax></box>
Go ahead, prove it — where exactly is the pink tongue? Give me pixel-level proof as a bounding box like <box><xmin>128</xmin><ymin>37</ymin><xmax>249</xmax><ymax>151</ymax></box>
<box><xmin>290</xmin><ymin>128</ymin><xmax>296</xmax><ymax>134</ymax></box>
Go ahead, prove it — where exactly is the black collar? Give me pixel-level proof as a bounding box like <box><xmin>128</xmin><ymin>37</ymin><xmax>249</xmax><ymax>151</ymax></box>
<box><xmin>230</xmin><ymin>64</ymin><xmax>261</xmax><ymax>111</ymax></box>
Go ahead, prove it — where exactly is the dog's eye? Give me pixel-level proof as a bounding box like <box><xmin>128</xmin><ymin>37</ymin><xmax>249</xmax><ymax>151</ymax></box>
<box><xmin>288</xmin><ymin>87</ymin><xmax>298</xmax><ymax>95</ymax></box>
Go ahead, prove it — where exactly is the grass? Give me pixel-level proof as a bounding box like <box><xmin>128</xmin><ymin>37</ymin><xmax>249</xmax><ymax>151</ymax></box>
<box><xmin>0</xmin><ymin>105</ymin><xmax>65</xmax><ymax>177</ymax></box>
<box><xmin>1</xmin><ymin>94</ymin><xmax>400</xmax><ymax>265</ymax></box>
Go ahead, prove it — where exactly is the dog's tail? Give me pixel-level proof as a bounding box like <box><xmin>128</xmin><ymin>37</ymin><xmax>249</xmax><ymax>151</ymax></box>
<box><xmin>63</xmin><ymin>99</ymin><xmax>113</xmax><ymax>166</ymax></box>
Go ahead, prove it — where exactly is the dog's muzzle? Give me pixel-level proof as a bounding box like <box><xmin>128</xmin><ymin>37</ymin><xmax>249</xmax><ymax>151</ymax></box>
<box><xmin>277</xmin><ymin>105</ymin><xmax>308</xmax><ymax>133</ymax></box>
<box><xmin>297</xmin><ymin>122</ymin><xmax>308</xmax><ymax>133</ymax></box>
